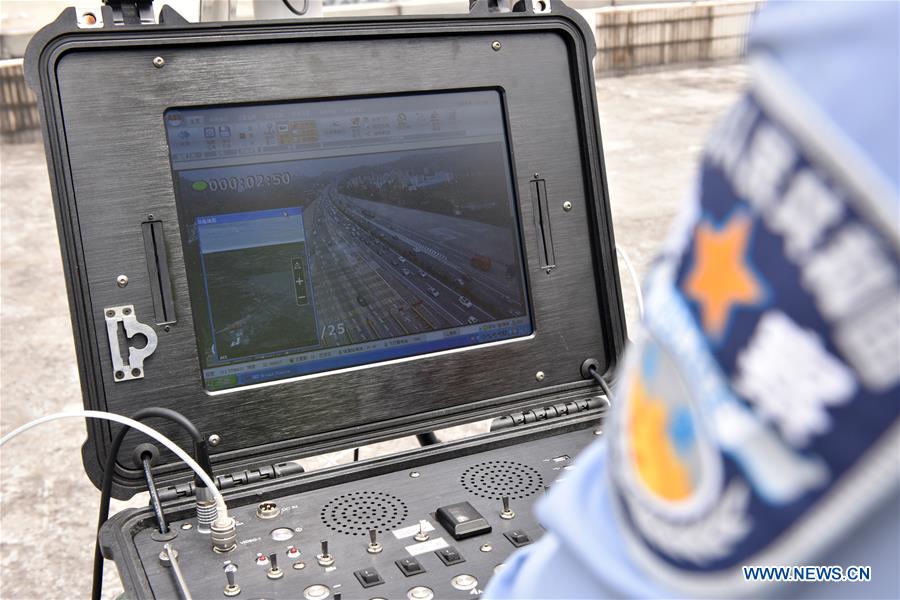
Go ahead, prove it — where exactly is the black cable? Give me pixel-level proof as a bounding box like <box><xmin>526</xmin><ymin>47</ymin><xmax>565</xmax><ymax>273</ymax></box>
<box><xmin>192</xmin><ymin>438</ymin><xmax>214</xmax><ymax>497</ymax></box>
<box><xmin>92</xmin><ymin>408</ymin><xmax>202</xmax><ymax>600</ymax></box>
<box><xmin>588</xmin><ymin>365</ymin><xmax>614</xmax><ymax>402</ymax></box>
<box><xmin>281</xmin><ymin>0</ymin><xmax>310</xmax><ymax>16</ymax></box>
<box><xmin>141</xmin><ymin>453</ymin><xmax>169</xmax><ymax>535</ymax></box>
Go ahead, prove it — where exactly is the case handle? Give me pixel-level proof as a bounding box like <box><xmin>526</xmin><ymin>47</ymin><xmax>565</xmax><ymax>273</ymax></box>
<box><xmin>104</xmin><ymin>305</ymin><xmax>158</xmax><ymax>382</ymax></box>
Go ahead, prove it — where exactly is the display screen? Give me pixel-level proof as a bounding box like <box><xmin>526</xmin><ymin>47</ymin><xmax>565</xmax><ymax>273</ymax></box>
<box><xmin>165</xmin><ymin>91</ymin><xmax>532</xmax><ymax>391</ymax></box>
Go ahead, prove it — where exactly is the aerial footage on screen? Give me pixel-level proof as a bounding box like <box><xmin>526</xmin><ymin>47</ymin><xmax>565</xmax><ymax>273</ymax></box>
<box><xmin>168</xmin><ymin>91</ymin><xmax>532</xmax><ymax>390</ymax></box>
<box><xmin>196</xmin><ymin>208</ymin><xmax>318</xmax><ymax>361</ymax></box>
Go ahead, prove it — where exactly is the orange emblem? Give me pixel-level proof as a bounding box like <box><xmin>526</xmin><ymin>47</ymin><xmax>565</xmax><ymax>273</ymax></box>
<box><xmin>628</xmin><ymin>376</ymin><xmax>693</xmax><ymax>501</ymax></box>
<box><xmin>683</xmin><ymin>212</ymin><xmax>765</xmax><ymax>340</ymax></box>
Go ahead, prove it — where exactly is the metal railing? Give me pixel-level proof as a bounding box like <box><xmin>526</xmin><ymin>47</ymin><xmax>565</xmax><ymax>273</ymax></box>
<box><xmin>589</xmin><ymin>0</ymin><xmax>763</xmax><ymax>76</ymax></box>
<box><xmin>0</xmin><ymin>60</ymin><xmax>39</xmax><ymax>136</ymax></box>
<box><xmin>0</xmin><ymin>0</ymin><xmax>762</xmax><ymax>137</ymax></box>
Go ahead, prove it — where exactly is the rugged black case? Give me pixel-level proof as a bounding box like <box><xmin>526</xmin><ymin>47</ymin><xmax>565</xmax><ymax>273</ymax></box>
<box><xmin>24</xmin><ymin>0</ymin><xmax>625</xmax><ymax>500</ymax></box>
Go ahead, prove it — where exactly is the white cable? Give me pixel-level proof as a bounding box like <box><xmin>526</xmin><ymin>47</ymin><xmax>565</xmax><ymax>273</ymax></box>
<box><xmin>0</xmin><ymin>410</ymin><xmax>229</xmax><ymax>523</ymax></box>
<box><xmin>616</xmin><ymin>243</ymin><xmax>644</xmax><ymax>320</ymax></box>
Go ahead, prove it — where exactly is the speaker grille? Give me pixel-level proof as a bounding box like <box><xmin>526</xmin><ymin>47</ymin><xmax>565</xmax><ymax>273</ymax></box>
<box><xmin>460</xmin><ymin>460</ymin><xmax>545</xmax><ymax>500</ymax></box>
<box><xmin>320</xmin><ymin>491</ymin><xmax>409</xmax><ymax>536</ymax></box>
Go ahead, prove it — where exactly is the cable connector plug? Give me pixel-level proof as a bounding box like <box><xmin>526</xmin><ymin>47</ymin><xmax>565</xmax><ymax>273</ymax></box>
<box><xmin>192</xmin><ymin>439</ymin><xmax>218</xmax><ymax>533</ymax></box>
<box><xmin>195</xmin><ymin>485</ymin><xmax>218</xmax><ymax>534</ymax></box>
<box><xmin>210</xmin><ymin>513</ymin><xmax>237</xmax><ymax>553</ymax></box>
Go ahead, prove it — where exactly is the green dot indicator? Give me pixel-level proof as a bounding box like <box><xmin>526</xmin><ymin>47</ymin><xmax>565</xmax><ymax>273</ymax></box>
<box><xmin>192</xmin><ymin>180</ymin><xmax>208</xmax><ymax>192</ymax></box>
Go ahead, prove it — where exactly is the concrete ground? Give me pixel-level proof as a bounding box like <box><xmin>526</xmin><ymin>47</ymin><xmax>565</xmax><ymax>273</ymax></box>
<box><xmin>0</xmin><ymin>64</ymin><xmax>747</xmax><ymax>599</ymax></box>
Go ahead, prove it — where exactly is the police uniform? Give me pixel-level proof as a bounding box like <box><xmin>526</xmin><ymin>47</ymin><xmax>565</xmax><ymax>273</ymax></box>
<box><xmin>485</xmin><ymin>2</ymin><xmax>900</xmax><ymax>597</ymax></box>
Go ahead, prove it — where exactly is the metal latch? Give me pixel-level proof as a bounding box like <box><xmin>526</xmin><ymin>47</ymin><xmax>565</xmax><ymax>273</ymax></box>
<box><xmin>104</xmin><ymin>305</ymin><xmax>157</xmax><ymax>382</ymax></box>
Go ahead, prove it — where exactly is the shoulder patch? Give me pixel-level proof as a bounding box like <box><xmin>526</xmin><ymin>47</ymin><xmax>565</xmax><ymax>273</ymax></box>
<box><xmin>609</xmin><ymin>85</ymin><xmax>900</xmax><ymax>594</ymax></box>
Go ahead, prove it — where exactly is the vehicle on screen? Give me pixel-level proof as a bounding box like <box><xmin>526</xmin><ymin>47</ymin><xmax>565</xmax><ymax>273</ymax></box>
<box><xmin>470</xmin><ymin>254</ymin><xmax>492</xmax><ymax>271</ymax></box>
<box><xmin>168</xmin><ymin>93</ymin><xmax>533</xmax><ymax>391</ymax></box>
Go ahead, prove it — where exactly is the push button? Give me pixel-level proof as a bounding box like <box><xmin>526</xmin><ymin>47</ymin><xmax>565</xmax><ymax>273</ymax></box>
<box><xmin>354</xmin><ymin>567</ymin><xmax>384</xmax><ymax>588</ymax></box>
<box><xmin>435</xmin><ymin>501</ymin><xmax>492</xmax><ymax>540</ymax></box>
<box><xmin>395</xmin><ymin>557</ymin><xmax>426</xmax><ymax>577</ymax></box>
<box><xmin>504</xmin><ymin>529</ymin><xmax>532</xmax><ymax>548</ymax></box>
<box><xmin>435</xmin><ymin>546</ymin><xmax>465</xmax><ymax>566</ymax></box>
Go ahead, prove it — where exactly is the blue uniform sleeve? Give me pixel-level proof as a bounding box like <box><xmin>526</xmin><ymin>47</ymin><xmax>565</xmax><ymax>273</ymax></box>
<box><xmin>485</xmin><ymin>442</ymin><xmax>664</xmax><ymax>598</ymax></box>
<box><xmin>749</xmin><ymin>1</ymin><xmax>899</xmax><ymax>192</ymax></box>
<box><xmin>485</xmin><ymin>2</ymin><xmax>899</xmax><ymax>598</ymax></box>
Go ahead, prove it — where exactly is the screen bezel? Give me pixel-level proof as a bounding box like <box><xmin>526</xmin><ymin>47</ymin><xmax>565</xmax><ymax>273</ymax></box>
<box><xmin>44</xmin><ymin>21</ymin><xmax>627</xmax><ymax>496</ymax></box>
<box><xmin>164</xmin><ymin>88</ymin><xmax>536</xmax><ymax>393</ymax></box>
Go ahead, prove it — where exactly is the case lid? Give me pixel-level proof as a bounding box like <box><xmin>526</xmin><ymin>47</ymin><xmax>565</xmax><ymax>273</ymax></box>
<box><xmin>25</xmin><ymin>0</ymin><xmax>625</xmax><ymax>499</ymax></box>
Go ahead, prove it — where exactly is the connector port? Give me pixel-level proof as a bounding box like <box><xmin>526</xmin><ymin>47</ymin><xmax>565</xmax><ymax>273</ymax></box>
<box><xmin>257</xmin><ymin>501</ymin><xmax>279</xmax><ymax>520</ymax></box>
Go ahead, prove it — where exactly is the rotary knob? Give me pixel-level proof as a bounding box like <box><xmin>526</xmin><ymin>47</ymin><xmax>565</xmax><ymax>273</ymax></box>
<box><xmin>303</xmin><ymin>584</ymin><xmax>331</xmax><ymax>600</ymax></box>
<box><xmin>406</xmin><ymin>586</ymin><xmax>434</xmax><ymax>600</ymax></box>
<box><xmin>451</xmin><ymin>574</ymin><xmax>479</xmax><ymax>591</ymax></box>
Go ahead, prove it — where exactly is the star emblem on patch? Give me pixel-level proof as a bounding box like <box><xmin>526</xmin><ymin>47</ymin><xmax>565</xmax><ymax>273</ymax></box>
<box><xmin>682</xmin><ymin>211</ymin><xmax>767</xmax><ymax>342</ymax></box>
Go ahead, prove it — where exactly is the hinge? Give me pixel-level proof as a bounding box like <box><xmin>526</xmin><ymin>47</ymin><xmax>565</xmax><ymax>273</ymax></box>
<box><xmin>469</xmin><ymin>0</ymin><xmax>552</xmax><ymax>15</ymax></box>
<box><xmin>157</xmin><ymin>462</ymin><xmax>305</xmax><ymax>503</ymax></box>
<box><xmin>78</xmin><ymin>1</ymin><xmax>189</xmax><ymax>28</ymax></box>
<box><xmin>489</xmin><ymin>395</ymin><xmax>608</xmax><ymax>431</ymax></box>
<box><xmin>104</xmin><ymin>0</ymin><xmax>156</xmax><ymax>25</ymax></box>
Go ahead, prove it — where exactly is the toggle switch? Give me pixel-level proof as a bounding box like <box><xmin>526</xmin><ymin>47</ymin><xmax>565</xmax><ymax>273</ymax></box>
<box><xmin>267</xmin><ymin>553</ymin><xmax>284</xmax><ymax>579</ymax></box>
<box><xmin>223</xmin><ymin>564</ymin><xmax>240</xmax><ymax>597</ymax></box>
<box><xmin>367</xmin><ymin>528</ymin><xmax>383</xmax><ymax>554</ymax></box>
<box><xmin>414</xmin><ymin>519</ymin><xmax>430</xmax><ymax>542</ymax></box>
<box><xmin>500</xmin><ymin>496</ymin><xmax>515</xmax><ymax>520</ymax></box>
<box><xmin>316</xmin><ymin>540</ymin><xmax>335</xmax><ymax>567</ymax></box>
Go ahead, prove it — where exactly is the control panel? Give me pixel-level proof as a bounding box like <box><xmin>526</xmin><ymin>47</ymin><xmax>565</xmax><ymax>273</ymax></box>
<box><xmin>126</xmin><ymin>426</ymin><xmax>598</xmax><ymax>598</ymax></box>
